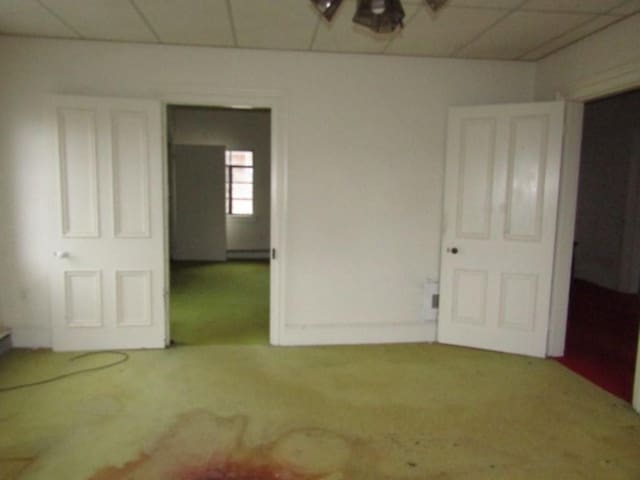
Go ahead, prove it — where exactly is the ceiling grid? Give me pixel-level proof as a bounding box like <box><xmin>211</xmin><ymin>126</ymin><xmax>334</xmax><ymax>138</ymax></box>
<box><xmin>0</xmin><ymin>0</ymin><xmax>637</xmax><ymax>61</ymax></box>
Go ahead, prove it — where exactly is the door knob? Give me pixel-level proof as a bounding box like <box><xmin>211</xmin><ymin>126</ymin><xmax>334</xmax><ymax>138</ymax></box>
<box><xmin>446</xmin><ymin>247</ymin><xmax>459</xmax><ymax>254</ymax></box>
<box><xmin>53</xmin><ymin>251</ymin><xmax>69</xmax><ymax>258</ymax></box>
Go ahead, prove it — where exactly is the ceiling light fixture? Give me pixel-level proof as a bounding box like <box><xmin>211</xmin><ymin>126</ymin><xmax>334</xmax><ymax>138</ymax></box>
<box><xmin>310</xmin><ymin>0</ymin><xmax>344</xmax><ymax>21</ymax></box>
<box><xmin>311</xmin><ymin>0</ymin><xmax>448</xmax><ymax>34</ymax></box>
<box><xmin>353</xmin><ymin>0</ymin><xmax>405</xmax><ymax>33</ymax></box>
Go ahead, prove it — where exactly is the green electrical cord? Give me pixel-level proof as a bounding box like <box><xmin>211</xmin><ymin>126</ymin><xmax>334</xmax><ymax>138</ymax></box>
<box><xmin>0</xmin><ymin>351</ymin><xmax>130</xmax><ymax>393</ymax></box>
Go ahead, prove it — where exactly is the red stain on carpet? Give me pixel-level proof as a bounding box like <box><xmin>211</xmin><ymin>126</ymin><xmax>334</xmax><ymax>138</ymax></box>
<box><xmin>90</xmin><ymin>411</ymin><xmax>355</xmax><ymax>480</ymax></box>
<box><xmin>176</xmin><ymin>460</ymin><xmax>308</xmax><ymax>480</ymax></box>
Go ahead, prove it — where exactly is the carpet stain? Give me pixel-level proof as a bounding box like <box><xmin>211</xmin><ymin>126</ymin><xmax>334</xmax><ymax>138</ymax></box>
<box><xmin>90</xmin><ymin>411</ymin><xmax>363</xmax><ymax>480</ymax></box>
<box><xmin>0</xmin><ymin>456</ymin><xmax>37</xmax><ymax>479</ymax></box>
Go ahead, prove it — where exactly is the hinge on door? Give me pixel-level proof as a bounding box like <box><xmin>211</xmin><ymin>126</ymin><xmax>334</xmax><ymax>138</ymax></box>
<box><xmin>271</xmin><ymin>248</ymin><xmax>276</xmax><ymax>260</ymax></box>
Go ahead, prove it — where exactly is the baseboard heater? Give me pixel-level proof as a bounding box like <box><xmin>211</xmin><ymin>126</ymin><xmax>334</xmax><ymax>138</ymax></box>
<box><xmin>226</xmin><ymin>249</ymin><xmax>270</xmax><ymax>260</ymax></box>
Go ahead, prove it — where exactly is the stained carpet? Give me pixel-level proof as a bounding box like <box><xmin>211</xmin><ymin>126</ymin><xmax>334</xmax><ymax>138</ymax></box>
<box><xmin>1</xmin><ymin>344</ymin><xmax>640</xmax><ymax>479</ymax></box>
<box><xmin>170</xmin><ymin>260</ymin><xmax>269</xmax><ymax>346</ymax></box>
<box><xmin>556</xmin><ymin>279</ymin><xmax>639</xmax><ymax>403</ymax></box>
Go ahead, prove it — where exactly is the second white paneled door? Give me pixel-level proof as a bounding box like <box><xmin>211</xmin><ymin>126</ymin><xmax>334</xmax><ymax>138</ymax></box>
<box><xmin>438</xmin><ymin>102</ymin><xmax>565</xmax><ymax>358</ymax></box>
<box><xmin>49</xmin><ymin>95</ymin><xmax>166</xmax><ymax>351</ymax></box>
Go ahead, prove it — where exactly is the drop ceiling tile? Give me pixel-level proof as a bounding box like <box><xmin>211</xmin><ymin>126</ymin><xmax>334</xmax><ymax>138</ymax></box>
<box><xmin>231</xmin><ymin>0</ymin><xmax>317</xmax><ymax>50</ymax></box>
<box><xmin>387</xmin><ymin>6</ymin><xmax>507</xmax><ymax>56</ymax></box>
<box><xmin>522</xmin><ymin>0</ymin><xmax>626</xmax><ymax>13</ymax></box>
<box><xmin>611</xmin><ymin>0</ymin><xmax>640</xmax><ymax>14</ymax></box>
<box><xmin>458</xmin><ymin>10</ymin><xmax>593</xmax><ymax>59</ymax></box>
<box><xmin>448</xmin><ymin>0</ymin><xmax>524</xmax><ymax>8</ymax></box>
<box><xmin>520</xmin><ymin>14</ymin><xmax>621</xmax><ymax>60</ymax></box>
<box><xmin>0</xmin><ymin>0</ymin><xmax>78</xmax><ymax>37</ymax></box>
<box><xmin>39</xmin><ymin>0</ymin><xmax>156</xmax><ymax>42</ymax></box>
<box><xmin>312</xmin><ymin>0</ymin><xmax>421</xmax><ymax>54</ymax></box>
<box><xmin>133</xmin><ymin>0</ymin><xmax>233</xmax><ymax>47</ymax></box>
<box><xmin>0</xmin><ymin>0</ymin><xmax>37</xmax><ymax>15</ymax></box>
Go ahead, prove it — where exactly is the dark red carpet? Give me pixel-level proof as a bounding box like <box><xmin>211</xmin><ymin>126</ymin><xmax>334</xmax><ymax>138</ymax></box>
<box><xmin>555</xmin><ymin>279</ymin><xmax>639</xmax><ymax>402</ymax></box>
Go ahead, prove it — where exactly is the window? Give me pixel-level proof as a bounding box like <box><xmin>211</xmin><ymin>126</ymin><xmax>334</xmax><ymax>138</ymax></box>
<box><xmin>225</xmin><ymin>150</ymin><xmax>254</xmax><ymax>215</ymax></box>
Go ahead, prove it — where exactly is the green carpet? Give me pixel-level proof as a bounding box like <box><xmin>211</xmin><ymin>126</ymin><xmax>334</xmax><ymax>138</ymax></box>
<box><xmin>170</xmin><ymin>260</ymin><xmax>269</xmax><ymax>346</ymax></box>
<box><xmin>2</xmin><ymin>344</ymin><xmax>640</xmax><ymax>479</ymax></box>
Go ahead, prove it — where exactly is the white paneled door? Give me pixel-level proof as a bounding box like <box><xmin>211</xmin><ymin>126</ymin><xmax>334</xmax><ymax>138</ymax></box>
<box><xmin>438</xmin><ymin>102</ymin><xmax>565</xmax><ymax>358</ymax></box>
<box><xmin>49</xmin><ymin>95</ymin><xmax>166</xmax><ymax>351</ymax></box>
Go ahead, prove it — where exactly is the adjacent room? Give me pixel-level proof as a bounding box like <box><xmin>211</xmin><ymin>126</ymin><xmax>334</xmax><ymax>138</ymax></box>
<box><xmin>557</xmin><ymin>88</ymin><xmax>640</xmax><ymax>403</ymax></box>
<box><xmin>0</xmin><ymin>1</ymin><xmax>639</xmax><ymax>478</ymax></box>
<box><xmin>167</xmin><ymin>105</ymin><xmax>271</xmax><ymax>346</ymax></box>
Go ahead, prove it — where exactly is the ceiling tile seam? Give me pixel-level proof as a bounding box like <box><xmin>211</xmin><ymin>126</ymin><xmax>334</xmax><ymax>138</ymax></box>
<box><xmin>525</xmin><ymin>14</ymin><xmax>632</xmax><ymax>62</ymax></box>
<box><xmin>515</xmin><ymin>0</ymin><xmax>631</xmax><ymax>61</ymax></box>
<box><xmin>515</xmin><ymin>14</ymin><xmax>622</xmax><ymax>61</ymax></box>
<box><xmin>308</xmin><ymin>17</ymin><xmax>322</xmax><ymax>51</ymax></box>
<box><xmin>35</xmin><ymin>0</ymin><xmax>83</xmax><ymax>39</ymax></box>
<box><xmin>514</xmin><ymin>14</ymin><xmax>601</xmax><ymax>61</ymax></box>
<box><xmin>225</xmin><ymin>0</ymin><xmax>239</xmax><ymax>48</ymax></box>
<box><xmin>614</xmin><ymin>0</ymin><xmax>640</xmax><ymax>15</ymax></box>
<box><xmin>129</xmin><ymin>0</ymin><xmax>161</xmax><ymax>43</ymax></box>
<box><xmin>613</xmin><ymin>0</ymin><xmax>636</xmax><ymax>13</ymax></box>
<box><xmin>518</xmin><ymin>8</ymin><xmax>622</xmax><ymax>15</ymax></box>
<box><xmin>450</xmin><ymin>0</ymin><xmax>529</xmax><ymax>59</ymax></box>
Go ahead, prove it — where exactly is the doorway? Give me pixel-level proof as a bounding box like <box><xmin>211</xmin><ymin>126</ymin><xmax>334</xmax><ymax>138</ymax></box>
<box><xmin>166</xmin><ymin>105</ymin><xmax>272</xmax><ymax>346</ymax></box>
<box><xmin>557</xmin><ymin>89</ymin><xmax>640</xmax><ymax>402</ymax></box>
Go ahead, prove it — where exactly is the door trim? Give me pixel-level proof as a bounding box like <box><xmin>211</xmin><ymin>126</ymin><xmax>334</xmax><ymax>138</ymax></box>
<box><xmin>160</xmin><ymin>89</ymin><xmax>287</xmax><ymax>346</ymax></box>
<box><xmin>565</xmin><ymin>60</ymin><xmax>640</xmax><ymax>103</ymax></box>
<box><xmin>549</xmin><ymin>65</ymin><xmax>640</xmax><ymax>412</ymax></box>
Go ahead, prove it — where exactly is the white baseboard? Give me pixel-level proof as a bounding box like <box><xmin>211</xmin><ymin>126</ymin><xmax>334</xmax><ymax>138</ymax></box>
<box><xmin>11</xmin><ymin>327</ymin><xmax>52</xmax><ymax>349</ymax></box>
<box><xmin>226</xmin><ymin>250</ymin><xmax>270</xmax><ymax>260</ymax></box>
<box><xmin>275</xmin><ymin>322</ymin><xmax>437</xmax><ymax>346</ymax></box>
<box><xmin>9</xmin><ymin>322</ymin><xmax>437</xmax><ymax>349</ymax></box>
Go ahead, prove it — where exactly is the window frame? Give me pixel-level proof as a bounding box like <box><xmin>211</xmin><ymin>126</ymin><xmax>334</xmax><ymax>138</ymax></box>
<box><xmin>225</xmin><ymin>150</ymin><xmax>255</xmax><ymax>217</ymax></box>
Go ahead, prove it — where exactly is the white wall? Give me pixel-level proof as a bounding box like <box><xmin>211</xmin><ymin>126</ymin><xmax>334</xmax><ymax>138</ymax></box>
<box><xmin>573</xmin><ymin>90</ymin><xmax>640</xmax><ymax>293</ymax></box>
<box><xmin>169</xmin><ymin>106</ymin><xmax>271</xmax><ymax>255</ymax></box>
<box><xmin>535</xmin><ymin>14</ymin><xmax>640</xmax><ymax>100</ymax></box>
<box><xmin>0</xmin><ymin>36</ymin><xmax>535</xmax><ymax>347</ymax></box>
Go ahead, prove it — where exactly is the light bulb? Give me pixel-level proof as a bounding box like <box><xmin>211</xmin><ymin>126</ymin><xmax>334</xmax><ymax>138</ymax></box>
<box><xmin>371</xmin><ymin>0</ymin><xmax>386</xmax><ymax>14</ymax></box>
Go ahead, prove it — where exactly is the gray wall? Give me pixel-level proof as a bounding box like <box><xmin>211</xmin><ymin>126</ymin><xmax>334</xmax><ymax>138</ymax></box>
<box><xmin>168</xmin><ymin>106</ymin><xmax>271</xmax><ymax>256</ymax></box>
<box><xmin>170</xmin><ymin>144</ymin><xmax>227</xmax><ymax>261</ymax></box>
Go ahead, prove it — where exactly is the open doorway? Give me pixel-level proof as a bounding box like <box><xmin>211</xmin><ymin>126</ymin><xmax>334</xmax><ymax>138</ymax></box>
<box><xmin>166</xmin><ymin>105</ymin><xmax>272</xmax><ymax>346</ymax></box>
<box><xmin>557</xmin><ymin>89</ymin><xmax>640</xmax><ymax>402</ymax></box>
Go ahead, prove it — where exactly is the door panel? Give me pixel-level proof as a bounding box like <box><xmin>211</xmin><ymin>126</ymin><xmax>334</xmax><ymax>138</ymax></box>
<box><xmin>505</xmin><ymin>115</ymin><xmax>548</xmax><ymax>240</ymax></box>
<box><xmin>111</xmin><ymin>111</ymin><xmax>151</xmax><ymax>238</ymax></box>
<box><xmin>452</xmin><ymin>269</ymin><xmax>488</xmax><ymax>326</ymax></box>
<box><xmin>58</xmin><ymin>108</ymin><xmax>100</xmax><ymax>238</ymax></box>
<box><xmin>498</xmin><ymin>273</ymin><xmax>538</xmax><ymax>331</ymax></box>
<box><xmin>457</xmin><ymin>118</ymin><xmax>495</xmax><ymax>239</ymax></box>
<box><xmin>438</xmin><ymin>102</ymin><xmax>565</xmax><ymax>358</ymax></box>
<box><xmin>50</xmin><ymin>95</ymin><xmax>165</xmax><ymax>351</ymax></box>
<box><xmin>64</xmin><ymin>271</ymin><xmax>103</xmax><ymax>327</ymax></box>
<box><xmin>115</xmin><ymin>271</ymin><xmax>152</xmax><ymax>326</ymax></box>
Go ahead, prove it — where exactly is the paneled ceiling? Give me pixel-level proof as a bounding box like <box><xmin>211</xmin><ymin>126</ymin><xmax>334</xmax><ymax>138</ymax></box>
<box><xmin>0</xmin><ymin>0</ymin><xmax>638</xmax><ymax>61</ymax></box>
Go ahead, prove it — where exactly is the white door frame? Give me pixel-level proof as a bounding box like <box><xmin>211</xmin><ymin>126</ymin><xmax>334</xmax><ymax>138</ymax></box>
<box><xmin>160</xmin><ymin>90</ymin><xmax>287</xmax><ymax>346</ymax></box>
<box><xmin>548</xmin><ymin>60</ymin><xmax>640</xmax><ymax>412</ymax></box>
